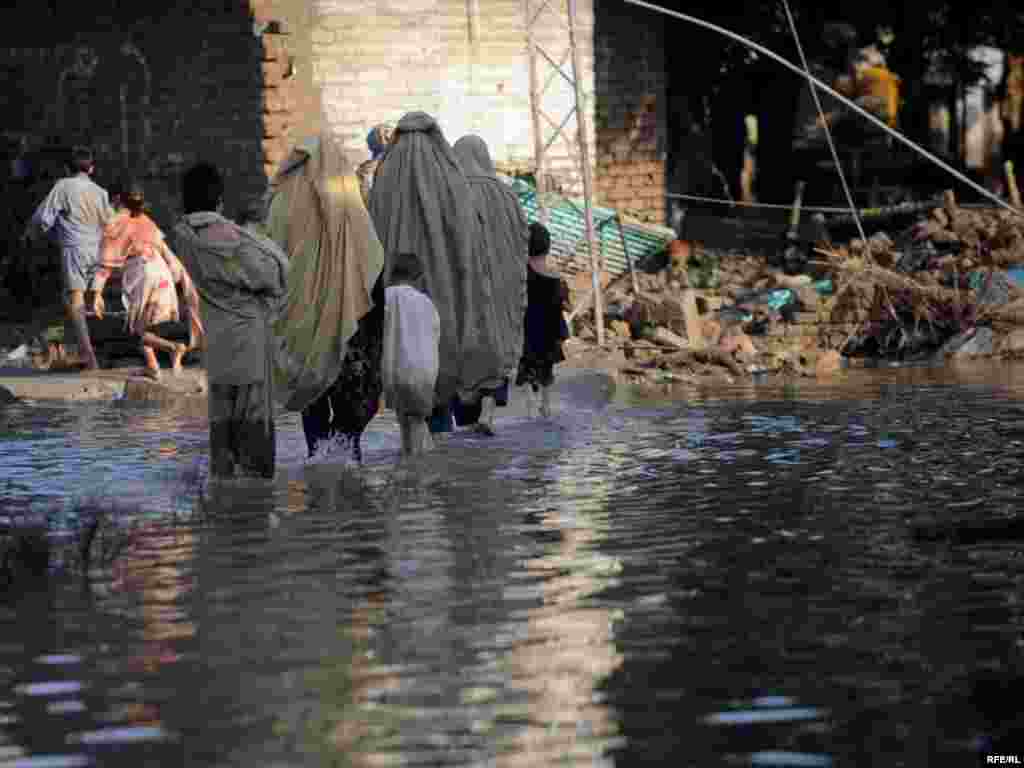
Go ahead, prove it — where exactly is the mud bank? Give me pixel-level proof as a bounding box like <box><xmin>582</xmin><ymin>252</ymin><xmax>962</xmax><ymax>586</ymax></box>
<box><xmin>0</xmin><ymin>365</ymin><xmax>208</xmax><ymax>403</ymax></box>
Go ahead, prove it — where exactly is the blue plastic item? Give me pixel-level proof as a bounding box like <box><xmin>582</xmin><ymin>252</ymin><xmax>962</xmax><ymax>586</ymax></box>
<box><xmin>1007</xmin><ymin>267</ymin><xmax>1024</xmax><ymax>287</ymax></box>
<box><xmin>813</xmin><ymin>279</ymin><xmax>834</xmax><ymax>295</ymax></box>
<box><xmin>766</xmin><ymin>289</ymin><xmax>795</xmax><ymax>312</ymax></box>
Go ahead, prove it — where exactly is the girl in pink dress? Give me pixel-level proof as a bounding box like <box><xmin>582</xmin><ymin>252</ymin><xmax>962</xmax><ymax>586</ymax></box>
<box><xmin>92</xmin><ymin>184</ymin><xmax>204</xmax><ymax>380</ymax></box>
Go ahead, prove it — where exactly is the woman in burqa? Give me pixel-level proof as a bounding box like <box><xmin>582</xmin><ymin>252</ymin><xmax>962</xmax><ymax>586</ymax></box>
<box><xmin>266</xmin><ymin>134</ymin><xmax>387</xmax><ymax>462</ymax></box>
<box><xmin>368</xmin><ymin>112</ymin><xmax>507</xmax><ymax>433</ymax></box>
<box><xmin>451</xmin><ymin>135</ymin><xmax>529</xmax><ymax>435</ymax></box>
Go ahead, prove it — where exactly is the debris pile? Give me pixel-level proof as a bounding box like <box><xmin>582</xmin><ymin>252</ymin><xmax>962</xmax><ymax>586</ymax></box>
<box><xmin>567</xmin><ymin>193</ymin><xmax>1024</xmax><ymax>384</ymax></box>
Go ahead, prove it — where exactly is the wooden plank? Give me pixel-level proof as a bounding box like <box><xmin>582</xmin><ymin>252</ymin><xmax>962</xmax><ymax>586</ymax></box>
<box><xmin>679</xmin><ymin>289</ymin><xmax>705</xmax><ymax>350</ymax></box>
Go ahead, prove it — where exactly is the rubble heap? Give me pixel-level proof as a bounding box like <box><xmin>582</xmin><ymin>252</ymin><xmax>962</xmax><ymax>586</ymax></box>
<box><xmin>567</xmin><ymin>195</ymin><xmax>1024</xmax><ymax>385</ymax></box>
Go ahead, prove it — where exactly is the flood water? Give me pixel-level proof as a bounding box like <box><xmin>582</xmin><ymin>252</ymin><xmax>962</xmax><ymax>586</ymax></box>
<box><xmin>1</xmin><ymin>365</ymin><xmax>1023</xmax><ymax>767</ymax></box>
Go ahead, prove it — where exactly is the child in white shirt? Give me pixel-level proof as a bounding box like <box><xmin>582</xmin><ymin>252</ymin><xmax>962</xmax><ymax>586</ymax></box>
<box><xmin>383</xmin><ymin>252</ymin><xmax>441</xmax><ymax>456</ymax></box>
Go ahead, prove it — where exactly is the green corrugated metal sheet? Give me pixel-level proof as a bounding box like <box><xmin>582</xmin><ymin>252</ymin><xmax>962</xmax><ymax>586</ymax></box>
<box><xmin>501</xmin><ymin>176</ymin><xmax>676</xmax><ymax>275</ymax></box>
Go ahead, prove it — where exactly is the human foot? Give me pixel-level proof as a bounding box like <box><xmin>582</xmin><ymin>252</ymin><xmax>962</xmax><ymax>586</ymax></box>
<box><xmin>142</xmin><ymin>366</ymin><xmax>162</xmax><ymax>382</ymax></box>
<box><xmin>472</xmin><ymin>422</ymin><xmax>496</xmax><ymax>437</ymax></box>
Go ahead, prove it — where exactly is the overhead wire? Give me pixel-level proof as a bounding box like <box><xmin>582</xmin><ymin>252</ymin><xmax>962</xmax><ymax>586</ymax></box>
<box><xmin>779</xmin><ymin>0</ymin><xmax>866</xmax><ymax>243</ymax></box>
<box><xmin>622</xmin><ymin>0</ymin><xmax>1024</xmax><ymax>219</ymax></box>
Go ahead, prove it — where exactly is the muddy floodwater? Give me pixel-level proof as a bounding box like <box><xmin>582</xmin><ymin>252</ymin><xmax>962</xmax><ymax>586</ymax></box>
<box><xmin>1</xmin><ymin>365</ymin><xmax>1023</xmax><ymax>767</ymax></box>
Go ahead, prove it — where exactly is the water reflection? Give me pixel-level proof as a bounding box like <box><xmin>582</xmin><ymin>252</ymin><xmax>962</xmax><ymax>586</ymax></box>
<box><xmin>2</xmin><ymin>366</ymin><xmax>1024</xmax><ymax>765</ymax></box>
<box><xmin>498</xmin><ymin>439</ymin><xmax>625</xmax><ymax>766</ymax></box>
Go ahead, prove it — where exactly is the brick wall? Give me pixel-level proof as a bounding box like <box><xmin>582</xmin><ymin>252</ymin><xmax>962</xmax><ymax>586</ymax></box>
<box><xmin>592</xmin><ymin>0</ymin><xmax>666</xmax><ymax>225</ymax></box>
<box><xmin>0</xmin><ymin>1</ymin><xmax>285</xmax><ymax>237</ymax></box>
<box><xmin>308</xmin><ymin>0</ymin><xmax>596</xmax><ymax>195</ymax></box>
<box><xmin>0</xmin><ymin>0</ymin><xmax>656</xmax><ymax>251</ymax></box>
<box><xmin>251</xmin><ymin>0</ymin><xmax>325</xmax><ymax>180</ymax></box>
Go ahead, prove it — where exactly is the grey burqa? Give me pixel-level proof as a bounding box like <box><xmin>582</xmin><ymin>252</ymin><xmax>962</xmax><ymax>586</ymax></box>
<box><xmin>368</xmin><ymin>112</ymin><xmax>508</xmax><ymax>406</ymax></box>
<box><xmin>452</xmin><ymin>134</ymin><xmax>529</xmax><ymax>380</ymax></box>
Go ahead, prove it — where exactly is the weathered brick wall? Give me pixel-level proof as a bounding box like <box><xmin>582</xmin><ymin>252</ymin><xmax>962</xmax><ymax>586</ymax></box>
<box><xmin>0</xmin><ymin>0</ymin><xmax>654</xmax><ymax>260</ymax></box>
<box><xmin>251</xmin><ymin>0</ymin><xmax>325</xmax><ymax>179</ymax></box>
<box><xmin>0</xmin><ymin>1</ymin><xmax>285</xmax><ymax>237</ymax></box>
<box><xmin>592</xmin><ymin>0</ymin><xmax>666</xmax><ymax>225</ymax></box>
<box><xmin>309</xmin><ymin>0</ymin><xmax>596</xmax><ymax>195</ymax></box>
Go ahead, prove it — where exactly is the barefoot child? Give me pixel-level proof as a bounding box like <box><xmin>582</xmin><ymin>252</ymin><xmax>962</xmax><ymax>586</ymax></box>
<box><xmin>92</xmin><ymin>182</ymin><xmax>204</xmax><ymax>380</ymax></box>
<box><xmin>383</xmin><ymin>252</ymin><xmax>441</xmax><ymax>455</ymax></box>
<box><xmin>516</xmin><ymin>222</ymin><xmax>569</xmax><ymax>417</ymax></box>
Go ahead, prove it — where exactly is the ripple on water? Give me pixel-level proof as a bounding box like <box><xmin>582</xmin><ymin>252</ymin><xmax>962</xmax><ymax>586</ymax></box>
<box><xmin>0</xmin><ymin>756</ymin><xmax>91</xmax><ymax>768</ymax></box>
<box><xmin>2</xmin><ymin>371</ymin><xmax>1024</xmax><ymax>765</ymax></box>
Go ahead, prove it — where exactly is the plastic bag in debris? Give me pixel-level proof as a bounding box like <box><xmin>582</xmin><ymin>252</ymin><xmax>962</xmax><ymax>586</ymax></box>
<box><xmin>767</xmin><ymin>289</ymin><xmax>795</xmax><ymax>312</ymax></box>
<box><xmin>605</xmin><ymin>301</ymin><xmax>630</xmax><ymax>321</ymax></box>
<box><xmin>1</xmin><ymin>344</ymin><xmax>29</xmax><ymax>363</ymax></box>
<box><xmin>939</xmin><ymin>326</ymin><xmax>995</xmax><ymax>358</ymax></box>
<box><xmin>895</xmin><ymin>241</ymin><xmax>937</xmax><ymax>274</ymax></box>
<box><xmin>734</xmin><ymin>288</ymin><xmax>795</xmax><ymax>313</ymax></box>
<box><xmin>969</xmin><ymin>270</ymin><xmax>1012</xmax><ymax>309</ymax></box>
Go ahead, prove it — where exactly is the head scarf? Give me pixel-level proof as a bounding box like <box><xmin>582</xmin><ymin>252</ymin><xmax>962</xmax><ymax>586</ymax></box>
<box><xmin>528</xmin><ymin>221</ymin><xmax>551</xmax><ymax>258</ymax></box>
<box><xmin>266</xmin><ymin>133</ymin><xmax>386</xmax><ymax>412</ymax></box>
<box><xmin>366</xmin><ymin>123</ymin><xmax>395</xmax><ymax>161</ymax></box>
<box><xmin>368</xmin><ymin>112</ymin><xmax>505</xmax><ymax>403</ymax></box>
<box><xmin>452</xmin><ymin>134</ymin><xmax>529</xmax><ymax>378</ymax></box>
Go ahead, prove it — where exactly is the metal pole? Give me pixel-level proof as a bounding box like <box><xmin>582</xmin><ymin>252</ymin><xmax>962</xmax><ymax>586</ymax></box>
<box><xmin>524</xmin><ymin>0</ymin><xmax>549</xmax><ymax>224</ymax></box>
<box><xmin>566</xmin><ymin>0</ymin><xmax>604</xmax><ymax>344</ymax></box>
<box><xmin>616</xmin><ymin>213</ymin><xmax>639</xmax><ymax>296</ymax></box>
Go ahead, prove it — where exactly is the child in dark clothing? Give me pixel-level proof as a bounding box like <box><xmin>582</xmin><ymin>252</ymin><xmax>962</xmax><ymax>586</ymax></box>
<box><xmin>515</xmin><ymin>222</ymin><xmax>569</xmax><ymax>418</ymax></box>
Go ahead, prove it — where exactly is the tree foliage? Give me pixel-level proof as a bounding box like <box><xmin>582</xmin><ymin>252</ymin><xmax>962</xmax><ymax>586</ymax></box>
<box><xmin>660</xmin><ymin>0</ymin><xmax>1024</xmax><ymax>136</ymax></box>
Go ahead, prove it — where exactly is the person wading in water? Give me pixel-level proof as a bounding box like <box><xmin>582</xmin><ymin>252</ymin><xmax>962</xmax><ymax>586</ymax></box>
<box><xmin>383</xmin><ymin>251</ymin><xmax>441</xmax><ymax>456</ymax></box>
<box><xmin>516</xmin><ymin>222</ymin><xmax>569</xmax><ymax>418</ymax></box>
<box><xmin>173</xmin><ymin>163</ymin><xmax>288</xmax><ymax>480</ymax></box>
<box><xmin>452</xmin><ymin>134</ymin><xmax>529</xmax><ymax>436</ymax></box>
<box><xmin>265</xmin><ymin>134</ymin><xmax>387</xmax><ymax>463</ymax></box>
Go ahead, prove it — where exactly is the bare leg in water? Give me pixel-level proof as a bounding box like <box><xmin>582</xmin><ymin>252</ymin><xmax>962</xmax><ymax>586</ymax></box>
<box><xmin>399</xmin><ymin>412</ymin><xmax>433</xmax><ymax>456</ymax></box>
<box><xmin>539</xmin><ymin>384</ymin><xmax>553</xmax><ymax>418</ymax></box>
<box><xmin>472</xmin><ymin>395</ymin><xmax>498</xmax><ymax>436</ymax></box>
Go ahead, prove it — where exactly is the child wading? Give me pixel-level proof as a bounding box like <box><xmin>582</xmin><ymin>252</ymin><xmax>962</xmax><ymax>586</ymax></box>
<box><xmin>383</xmin><ymin>252</ymin><xmax>441</xmax><ymax>456</ymax></box>
<box><xmin>516</xmin><ymin>222</ymin><xmax>569</xmax><ymax>417</ymax></box>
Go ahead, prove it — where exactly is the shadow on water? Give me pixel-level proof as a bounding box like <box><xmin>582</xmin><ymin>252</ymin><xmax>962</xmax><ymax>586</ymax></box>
<box><xmin>1</xmin><ymin>365</ymin><xmax>1023</xmax><ymax>765</ymax></box>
